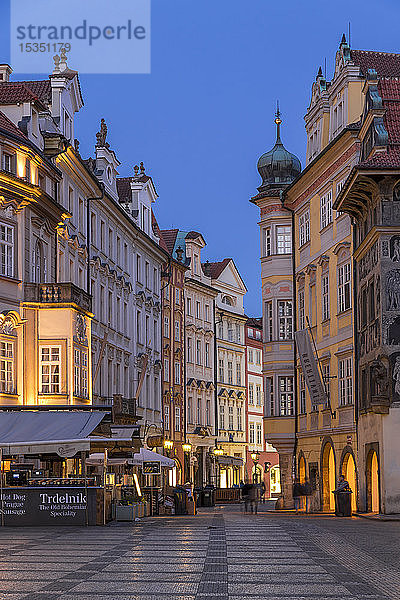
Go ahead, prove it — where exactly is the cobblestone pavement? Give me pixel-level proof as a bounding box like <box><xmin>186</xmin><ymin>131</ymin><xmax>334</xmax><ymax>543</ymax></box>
<box><xmin>0</xmin><ymin>505</ymin><xmax>399</xmax><ymax>599</ymax></box>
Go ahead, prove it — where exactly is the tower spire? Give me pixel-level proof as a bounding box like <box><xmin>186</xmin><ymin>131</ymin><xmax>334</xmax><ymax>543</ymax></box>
<box><xmin>275</xmin><ymin>101</ymin><xmax>282</xmax><ymax>143</ymax></box>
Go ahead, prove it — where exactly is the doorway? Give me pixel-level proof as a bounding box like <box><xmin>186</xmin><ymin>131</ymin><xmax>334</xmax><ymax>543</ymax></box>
<box><xmin>342</xmin><ymin>452</ymin><xmax>357</xmax><ymax>511</ymax></box>
<box><xmin>322</xmin><ymin>443</ymin><xmax>336</xmax><ymax>511</ymax></box>
<box><xmin>366</xmin><ymin>449</ymin><xmax>380</xmax><ymax>513</ymax></box>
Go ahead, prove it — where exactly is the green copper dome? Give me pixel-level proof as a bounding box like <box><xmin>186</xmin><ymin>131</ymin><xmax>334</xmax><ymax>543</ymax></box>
<box><xmin>257</xmin><ymin>113</ymin><xmax>301</xmax><ymax>190</ymax></box>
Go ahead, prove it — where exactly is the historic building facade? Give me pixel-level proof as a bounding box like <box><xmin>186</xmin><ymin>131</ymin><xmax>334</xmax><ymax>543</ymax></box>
<box><xmin>335</xmin><ymin>65</ymin><xmax>400</xmax><ymax>514</ymax></box>
<box><xmin>207</xmin><ymin>259</ymin><xmax>248</xmax><ymax>487</ymax></box>
<box><xmin>245</xmin><ymin>317</ymin><xmax>279</xmax><ymax>496</ymax></box>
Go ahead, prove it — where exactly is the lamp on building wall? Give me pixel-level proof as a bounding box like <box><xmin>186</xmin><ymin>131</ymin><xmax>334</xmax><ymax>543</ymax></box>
<box><xmin>182</xmin><ymin>442</ymin><xmax>192</xmax><ymax>453</ymax></box>
<box><xmin>251</xmin><ymin>450</ymin><xmax>260</xmax><ymax>464</ymax></box>
<box><xmin>214</xmin><ymin>447</ymin><xmax>224</xmax><ymax>456</ymax></box>
<box><xmin>163</xmin><ymin>439</ymin><xmax>173</xmax><ymax>457</ymax></box>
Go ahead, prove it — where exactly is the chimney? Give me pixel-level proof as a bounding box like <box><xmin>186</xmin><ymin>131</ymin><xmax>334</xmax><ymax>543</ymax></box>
<box><xmin>0</xmin><ymin>65</ymin><xmax>12</xmax><ymax>83</ymax></box>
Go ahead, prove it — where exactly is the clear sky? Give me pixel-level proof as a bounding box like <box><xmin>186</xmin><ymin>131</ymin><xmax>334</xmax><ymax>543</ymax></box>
<box><xmin>1</xmin><ymin>0</ymin><xmax>400</xmax><ymax>315</ymax></box>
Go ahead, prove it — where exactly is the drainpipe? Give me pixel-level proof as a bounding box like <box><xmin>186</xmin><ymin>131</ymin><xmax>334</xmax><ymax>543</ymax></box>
<box><xmin>280</xmin><ymin>190</ymin><xmax>298</xmax><ymax>481</ymax></box>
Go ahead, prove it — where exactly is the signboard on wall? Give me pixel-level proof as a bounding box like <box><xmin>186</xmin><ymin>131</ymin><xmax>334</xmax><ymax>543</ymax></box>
<box><xmin>295</xmin><ymin>329</ymin><xmax>326</xmax><ymax>406</ymax></box>
<box><xmin>142</xmin><ymin>461</ymin><xmax>161</xmax><ymax>475</ymax></box>
<box><xmin>0</xmin><ymin>487</ymin><xmax>97</xmax><ymax>526</ymax></box>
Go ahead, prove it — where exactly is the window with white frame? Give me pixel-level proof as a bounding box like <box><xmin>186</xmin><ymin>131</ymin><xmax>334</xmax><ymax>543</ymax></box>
<box><xmin>298</xmin><ymin>289</ymin><xmax>305</xmax><ymax>330</ymax></box>
<box><xmin>320</xmin><ymin>190</ymin><xmax>333</xmax><ymax>229</ymax></box>
<box><xmin>164</xmin><ymin>404</ymin><xmax>170</xmax><ymax>431</ymax></box>
<box><xmin>206</xmin><ymin>399</ymin><xmax>211</xmax><ymax>426</ymax></box>
<box><xmin>164</xmin><ymin>316</ymin><xmax>169</xmax><ymax>338</ymax></box>
<box><xmin>2</xmin><ymin>152</ymin><xmax>15</xmax><ymax>174</ymax></box>
<box><xmin>0</xmin><ymin>341</ymin><xmax>14</xmax><ymax>393</ymax></box>
<box><xmin>174</xmin><ymin>320</ymin><xmax>180</xmax><ymax>341</ymax></box>
<box><xmin>164</xmin><ymin>358</ymin><xmax>169</xmax><ymax>381</ymax></box>
<box><xmin>249</xmin><ymin>383</ymin><xmax>254</xmax><ymax>404</ymax></box>
<box><xmin>339</xmin><ymin>357</ymin><xmax>353</xmax><ymax>405</ymax></box>
<box><xmin>249</xmin><ymin>422</ymin><xmax>255</xmax><ymax>444</ymax></box>
<box><xmin>299</xmin><ymin>373</ymin><xmax>306</xmax><ymax>413</ymax></box>
<box><xmin>175</xmin><ymin>289</ymin><xmax>180</xmax><ymax>304</ymax></box>
<box><xmin>278</xmin><ymin>300</ymin><xmax>293</xmax><ymax>340</ymax></box>
<box><xmin>256</xmin><ymin>350</ymin><xmax>261</xmax><ymax>365</ymax></box>
<box><xmin>338</xmin><ymin>262</ymin><xmax>351</xmax><ymax>312</ymax></box>
<box><xmin>264</xmin><ymin>228</ymin><xmax>271</xmax><ymax>257</ymax></box>
<box><xmin>174</xmin><ymin>362</ymin><xmax>181</xmax><ymax>384</ymax></box>
<box><xmin>279</xmin><ymin>376</ymin><xmax>294</xmax><ymax>416</ymax></box>
<box><xmin>227</xmin><ymin>322</ymin><xmax>233</xmax><ymax>341</ymax></box>
<box><xmin>196</xmin><ymin>301</ymin><xmax>201</xmax><ymax>319</ymax></box>
<box><xmin>237</xmin><ymin>405</ymin><xmax>242</xmax><ymax>430</ymax></box>
<box><xmin>205</xmin><ymin>343</ymin><xmax>210</xmax><ymax>367</ymax></box>
<box><xmin>256</xmin><ymin>422</ymin><xmax>262</xmax><ymax>445</ymax></box>
<box><xmin>248</xmin><ymin>349</ymin><xmax>254</xmax><ymax>363</ymax></box>
<box><xmin>196</xmin><ymin>340</ymin><xmax>201</xmax><ymax>365</ymax></box>
<box><xmin>236</xmin><ymin>362</ymin><xmax>241</xmax><ymax>386</ymax></box>
<box><xmin>256</xmin><ymin>384</ymin><xmax>262</xmax><ymax>406</ymax></box>
<box><xmin>40</xmin><ymin>346</ymin><xmax>61</xmax><ymax>394</ymax></box>
<box><xmin>197</xmin><ymin>397</ymin><xmax>202</xmax><ymax>424</ymax></box>
<box><xmin>227</xmin><ymin>361</ymin><xmax>233</xmax><ymax>384</ymax></box>
<box><xmin>228</xmin><ymin>405</ymin><xmax>234</xmax><ymax>430</ymax></box>
<box><xmin>299</xmin><ymin>210</ymin><xmax>310</xmax><ymax>246</ymax></box>
<box><xmin>265</xmin><ymin>301</ymin><xmax>273</xmax><ymax>341</ymax></box>
<box><xmin>205</xmin><ymin>304</ymin><xmax>210</xmax><ymax>321</ymax></box>
<box><xmin>218</xmin><ymin>358</ymin><xmax>224</xmax><ymax>382</ymax></box>
<box><xmin>174</xmin><ymin>406</ymin><xmax>181</xmax><ymax>431</ymax></box>
<box><xmin>267</xmin><ymin>377</ymin><xmax>274</xmax><ymax>416</ymax></box>
<box><xmin>322</xmin><ymin>362</ymin><xmax>330</xmax><ymax>408</ymax></box>
<box><xmin>322</xmin><ymin>273</ymin><xmax>330</xmax><ymax>321</ymax></box>
<box><xmin>0</xmin><ymin>223</ymin><xmax>14</xmax><ymax>278</ymax></box>
<box><xmin>236</xmin><ymin>324</ymin><xmax>241</xmax><ymax>344</ymax></box>
<box><xmin>188</xmin><ymin>397</ymin><xmax>193</xmax><ymax>423</ymax></box>
<box><xmin>187</xmin><ymin>337</ymin><xmax>192</xmax><ymax>363</ymax></box>
<box><xmin>219</xmin><ymin>403</ymin><xmax>225</xmax><ymax>429</ymax></box>
<box><xmin>276</xmin><ymin>226</ymin><xmax>292</xmax><ymax>254</ymax></box>
<box><xmin>74</xmin><ymin>347</ymin><xmax>88</xmax><ymax>397</ymax></box>
<box><xmin>187</xmin><ymin>297</ymin><xmax>192</xmax><ymax>315</ymax></box>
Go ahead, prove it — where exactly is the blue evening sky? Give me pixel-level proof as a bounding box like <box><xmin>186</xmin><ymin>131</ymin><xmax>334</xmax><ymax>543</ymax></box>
<box><xmin>1</xmin><ymin>0</ymin><xmax>400</xmax><ymax>315</ymax></box>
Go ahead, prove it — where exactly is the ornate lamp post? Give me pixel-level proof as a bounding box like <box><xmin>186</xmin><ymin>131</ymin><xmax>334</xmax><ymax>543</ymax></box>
<box><xmin>163</xmin><ymin>439</ymin><xmax>173</xmax><ymax>457</ymax></box>
<box><xmin>251</xmin><ymin>450</ymin><xmax>260</xmax><ymax>483</ymax></box>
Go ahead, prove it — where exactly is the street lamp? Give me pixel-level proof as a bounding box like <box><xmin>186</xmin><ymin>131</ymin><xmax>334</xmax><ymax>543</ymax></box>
<box><xmin>163</xmin><ymin>439</ymin><xmax>173</xmax><ymax>457</ymax></box>
<box><xmin>182</xmin><ymin>442</ymin><xmax>192</xmax><ymax>453</ymax></box>
<box><xmin>214</xmin><ymin>447</ymin><xmax>224</xmax><ymax>456</ymax></box>
<box><xmin>251</xmin><ymin>450</ymin><xmax>260</xmax><ymax>464</ymax></box>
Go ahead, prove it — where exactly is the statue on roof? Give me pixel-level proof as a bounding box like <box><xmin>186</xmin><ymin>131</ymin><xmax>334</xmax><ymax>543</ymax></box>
<box><xmin>96</xmin><ymin>118</ymin><xmax>109</xmax><ymax>148</ymax></box>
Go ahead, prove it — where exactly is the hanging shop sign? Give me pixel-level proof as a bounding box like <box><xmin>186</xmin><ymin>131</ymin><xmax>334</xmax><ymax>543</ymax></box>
<box><xmin>295</xmin><ymin>329</ymin><xmax>326</xmax><ymax>406</ymax></box>
<box><xmin>142</xmin><ymin>461</ymin><xmax>161</xmax><ymax>475</ymax></box>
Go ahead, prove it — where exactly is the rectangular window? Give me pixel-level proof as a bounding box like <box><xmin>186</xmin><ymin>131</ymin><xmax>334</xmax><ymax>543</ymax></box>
<box><xmin>264</xmin><ymin>227</ymin><xmax>271</xmax><ymax>257</ymax></box>
<box><xmin>205</xmin><ymin>343</ymin><xmax>210</xmax><ymax>367</ymax></box>
<box><xmin>197</xmin><ymin>398</ymin><xmax>202</xmax><ymax>424</ymax></box>
<box><xmin>237</xmin><ymin>406</ymin><xmax>242</xmax><ymax>430</ymax></box>
<box><xmin>219</xmin><ymin>404</ymin><xmax>225</xmax><ymax>429</ymax></box>
<box><xmin>278</xmin><ymin>300</ymin><xmax>293</xmax><ymax>340</ymax></box>
<box><xmin>248</xmin><ymin>349</ymin><xmax>254</xmax><ymax>363</ymax></box>
<box><xmin>298</xmin><ymin>289</ymin><xmax>305</xmax><ymax>330</ymax></box>
<box><xmin>249</xmin><ymin>383</ymin><xmax>254</xmax><ymax>404</ymax></box>
<box><xmin>196</xmin><ymin>340</ymin><xmax>201</xmax><ymax>365</ymax></box>
<box><xmin>299</xmin><ymin>373</ymin><xmax>306</xmax><ymax>414</ymax></box>
<box><xmin>205</xmin><ymin>304</ymin><xmax>210</xmax><ymax>321</ymax></box>
<box><xmin>338</xmin><ymin>263</ymin><xmax>351</xmax><ymax>312</ymax></box>
<box><xmin>164</xmin><ymin>404</ymin><xmax>170</xmax><ymax>431</ymax></box>
<box><xmin>227</xmin><ymin>361</ymin><xmax>233</xmax><ymax>384</ymax></box>
<box><xmin>164</xmin><ymin>317</ymin><xmax>169</xmax><ymax>338</ymax></box>
<box><xmin>136</xmin><ymin>255</ymin><xmax>141</xmax><ymax>282</ymax></box>
<box><xmin>265</xmin><ymin>301</ymin><xmax>273</xmax><ymax>341</ymax></box>
<box><xmin>279</xmin><ymin>376</ymin><xmax>294</xmax><ymax>416</ymax></box>
<box><xmin>145</xmin><ymin>315</ymin><xmax>149</xmax><ymax>345</ymax></box>
<box><xmin>175</xmin><ymin>289</ymin><xmax>180</xmax><ymax>304</ymax></box>
<box><xmin>145</xmin><ymin>261</ymin><xmax>149</xmax><ymax>288</ymax></box>
<box><xmin>174</xmin><ymin>320</ymin><xmax>180</xmax><ymax>341</ymax></box>
<box><xmin>206</xmin><ymin>399</ymin><xmax>211</xmax><ymax>426</ymax></box>
<box><xmin>256</xmin><ymin>384</ymin><xmax>262</xmax><ymax>406</ymax></box>
<box><xmin>174</xmin><ymin>362</ymin><xmax>181</xmax><ymax>384</ymax></box>
<box><xmin>219</xmin><ymin>358</ymin><xmax>224</xmax><ymax>382</ymax></box>
<box><xmin>227</xmin><ymin>323</ymin><xmax>233</xmax><ymax>342</ymax></box>
<box><xmin>299</xmin><ymin>210</ymin><xmax>310</xmax><ymax>246</ymax></box>
<box><xmin>153</xmin><ymin>268</ymin><xmax>158</xmax><ymax>294</ymax></box>
<box><xmin>153</xmin><ymin>320</ymin><xmax>157</xmax><ymax>351</ymax></box>
<box><xmin>320</xmin><ymin>190</ymin><xmax>333</xmax><ymax>229</ymax></box>
<box><xmin>256</xmin><ymin>350</ymin><xmax>261</xmax><ymax>365</ymax></box>
<box><xmin>40</xmin><ymin>346</ymin><xmax>61</xmax><ymax>394</ymax></box>
<box><xmin>116</xmin><ymin>236</ymin><xmax>121</xmax><ymax>263</ymax></box>
<box><xmin>339</xmin><ymin>357</ymin><xmax>353</xmax><ymax>406</ymax></box>
<box><xmin>136</xmin><ymin>311</ymin><xmax>141</xmax><ymax>344</ymax></box>
<box><xmin>0</xmin><ymin>341</ymin><xmax>14</xmax><ymax>393</ymax></box>
<box><xmin>188</xmin><ymin>397</ymin><xmax>193</xmax><ymax>423</ymax></box>
<box><xmin>3</xmin><ymin>152</ymin><xmax>15</xmax><ymax>174</ymax></box>
<box><xmin>174</xmin><ymin>406</ymin><xmax>181</xmax><ymax>431</ymax></box>
<box><xmin>322</xmin><ymin>362</ymin><xmax>330</xmax><ymax>409</ymax></box>
<box><xmin>322</xmin><ymin>274</ymin><xmax>330</xmax><ymax>321</ymax></box>
<box><xmin>267</xmin><ymin>377</ymin><xmax>274</xmax><ymax>416</ymax></box>
<box><xmin>163</xmin><ymin>358</ymin><xmax>169</xmax><ymax>382</ymax></box>
<box><xmin>236</xmin><ymin>324</ymin><xmax>241</xmax><ymax>344</ymax></box>
<box><xmin>187</xmin><ymin>337</ymin><xmax>193</xmax><ymax>363</ymax></box>
<box><xmin>74</xmin><ymin>348</ymin><xmax>88</xmax><ymax>397</ymax></box>
<box><xmin>187</xmin><ymin>297</ymin><xmax>192</xmax><ymax>315</ymax></box>
<box><xmin>256</xmin><ymin>423</ymin><xmax>262</xmax><ymax>445</ymax></box>
<box><xmin>124</xmin><ymin>243</ymin><xmax>128</xmax><ymax>269</ymax></box>
<box><xmin>196</xmin><ymin>301</ymin><xmax>201</xmax><ymax>319</ymax></box>
<box><xmin>276</xmin><ymin>226</ymin><xmax>291</xmax><ymax>254</ymax></box>
<box><xmin>249</xmin><ymin>422</ymin><xmax>255</xmax><ymax>444</ymax></box>
<box><xmin>108</xmin><ymin>228</ymin><xmax>113</xmax><ymax>258</ymax></box>
<box><xmin>0</xmin><ymin>223</ymin><xmax>14</xmax><ymax>278</ymax></box>
<box><xmin>228</xmin><ymin>405</ymin><xmax>234</xmax><ymax>430</ymax></box>
<box><xmin>236</xmin><ymin>362</ymin><xmax>241</xmax><ymax>386</ymax></box>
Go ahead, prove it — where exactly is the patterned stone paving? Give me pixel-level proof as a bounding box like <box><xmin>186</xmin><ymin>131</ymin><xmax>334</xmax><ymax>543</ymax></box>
<box><xmin>0</xmin><ymin>506</ymin><xmax>397</xmax><ymax>599</ymax></box>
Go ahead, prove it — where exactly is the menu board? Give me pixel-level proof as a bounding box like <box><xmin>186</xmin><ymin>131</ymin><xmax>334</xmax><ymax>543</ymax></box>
<box><xmin>0</xmin><ymin>487</ymin><xmax>97</xmax><ymax>526</ymax></box>
<box><xmin>142</xmin><ymin>461</ymin><xmax>161</xmax><ymax>475</ymax></box>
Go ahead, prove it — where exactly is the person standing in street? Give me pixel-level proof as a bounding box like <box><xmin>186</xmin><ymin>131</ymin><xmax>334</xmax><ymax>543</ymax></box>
<box><xmin>302</xmin><ymin>478</ymin><xmax>312</xmax><ymax>513</ymax></box>
<box><xmin>293</xmin><ymin>479</ymin><xmax>302</xmax><ymax>514</ymax></box>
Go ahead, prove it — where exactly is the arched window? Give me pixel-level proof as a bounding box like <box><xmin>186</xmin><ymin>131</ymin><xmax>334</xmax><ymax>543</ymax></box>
<box><xmin>222</xmin><ymin>295</ymin><xmax>233</xmax><ymax>306</ymax></box>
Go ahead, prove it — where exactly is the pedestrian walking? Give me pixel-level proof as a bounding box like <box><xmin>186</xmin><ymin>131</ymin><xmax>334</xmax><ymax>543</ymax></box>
<box><xmin>248</xmin><ymin>483</ymin><xmax>259</xmax><ymax>514</ymax></box>
<box><xmin>302</xmin><ymin>478</ymin><xmax>312</xmax><ymax>513</ymax></box>
<box><xmin>260</xmin><ymin>480</ymin><xmax>266</xmax><ymax>504</ymax></box>
<box><xmin>241</xmin><ymin>482</ymin><xmax>252</xmax><ymax>512</ymax></box>
<box><xmin>293</xmin><ymin>479</ymin><xmax>302</xmax><ymax>513</ymax></box>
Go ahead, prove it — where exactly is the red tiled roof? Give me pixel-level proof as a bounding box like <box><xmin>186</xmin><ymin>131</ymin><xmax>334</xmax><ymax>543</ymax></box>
<box><xmin>359</xmin><ymin>78</ymin><xmax>400</xmax><ymax>168</ymax></box>
<box><xmin>0</xmin><ymin>110</ymin><xmax>28</xmax><ymax>140</ymax></box>
<box><xmin>0</xmin><ymin>81</ymin><xmax>48</xmax><ymax>109</ymax></box>
<box><xmin>151</xmin><ymin>212</ymin><xmax>169</xmax><ymax>252</ymax></box>
<box><xmin>246</xmin><ymin>317</ymin><xmax>262</xmax><ymax>328</ymax></box>
<box><xmin>185</xmin><ymin>231</ymin><xmax>202</xmax><ymax>240</ymax></box>
<box><xmin>23</xmin><ymin>80</ymin><xmax>52</xmax><ymax>104</ymax></box>
<box><xmin>203</xmin><ymin>258</ymin><xmax>231</xmax><ymax>279</ymax></box>
<box><xmin>351</xmin><ymin>50</ymin><xmax>400</xmax><ymax>77</ymax></box>
<box><xmin>159</xmin><ymin>229</ymin><xmax>179</xmax><ymax>255</ymax></box>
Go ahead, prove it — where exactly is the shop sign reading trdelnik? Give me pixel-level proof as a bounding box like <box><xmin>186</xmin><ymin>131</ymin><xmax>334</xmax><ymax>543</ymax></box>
<box><xmin>295</xmin><ymin>329</ymin><xmax>326</xmax><ymax>406</ymax></box>
<box><xmin>0</xmin><ymin>487</ymin><xmax>97</xmax><ymax>526</ymax></box>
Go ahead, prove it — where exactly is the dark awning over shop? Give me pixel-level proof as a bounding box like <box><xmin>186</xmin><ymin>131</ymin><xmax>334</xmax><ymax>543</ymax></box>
<box><xmin>216</xmin><ymin>455</ymin><xmax>243</xmax><ymax>467</ymax></box>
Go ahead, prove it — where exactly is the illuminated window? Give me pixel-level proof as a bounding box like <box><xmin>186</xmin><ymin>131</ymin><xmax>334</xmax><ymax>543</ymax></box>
<box><xmin>40</xmin><ymin>346</ymin><xmax>61</xmax><ymax>394</ymax></box>
<box><xmin>74</xmin><ymin>348</ymin><xmax>88</xmax><ymax>398</ymax></box>
<box><xmin>278</xmin><ymin>300</ymin><xmax>293</xmax><ymax>340</ymax></box>
<box><xmin>164</xmin><ymin>316</ymin><xmax>169</xmax><ymax>338</ymax></box>
<box><xmin>276</xmin><ymin>226</ymin><xmax>291</xmax><ymax>254</ymax></box>
<box><xmin>279</xmin><ymin>376</ymin><xmax>294</xmax><ymax>416</ymax></box>
<box><xmin>0</xmin><ymin>223</ymin><xmax>14</xmax><ymax>278</ymax></box>
<box><xmin>174</xmin><ymin>406</ymin><xmax>181</xmax><ymax>431</ymax></box>
<box><xmin>0</xmin><ymin>341</ymin><xmax>14</xmax><ymax>393</ymax></box>
<box><xmin>164</xmin><ymin>404</ymin><xmax>170</xmax><ymax>431</ymax></box>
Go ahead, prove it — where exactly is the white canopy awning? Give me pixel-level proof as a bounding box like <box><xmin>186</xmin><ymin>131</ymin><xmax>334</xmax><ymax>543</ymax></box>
<box><xmin>132</xmin><ymin>447</ymin><xmax>175</xmax><ymax>468</ymax></box>
<box><xmin>86</xmin><ymin>452</ymin><xmax>130</xmax><ymax>466</ymax></box>
<box><xmin>0</xmin><ymin>412</ymin><xmax>106</xmax><ymax>457</ymax></box>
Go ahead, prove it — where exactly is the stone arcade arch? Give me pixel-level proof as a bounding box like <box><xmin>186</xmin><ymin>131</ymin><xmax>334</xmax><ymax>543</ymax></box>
<box><xmin>340</xmin><ymin>447</ymin><xmax>358</xmax><ymax>512</ymax></box>
<box><xmin>366</xmin><ymin>447</ymin><xmax>380</xmax><ymax>513</ymax></box>
<box><xmin>321</xmin><ymin>438</ymin><xmax>336</xmax><ymax>512</ymax></box>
